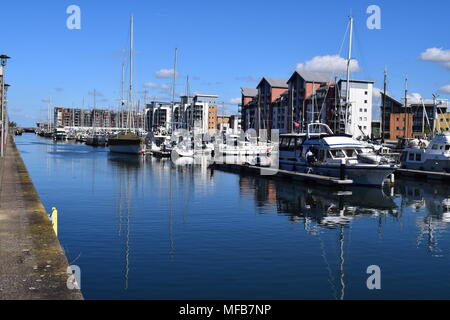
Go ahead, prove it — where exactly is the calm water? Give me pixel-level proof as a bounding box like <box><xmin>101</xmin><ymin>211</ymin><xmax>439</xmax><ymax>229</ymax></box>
<box><xmin>15</xmin><ymin>134</ymin><xmax>450</xmax><ymax>300</ymax></box>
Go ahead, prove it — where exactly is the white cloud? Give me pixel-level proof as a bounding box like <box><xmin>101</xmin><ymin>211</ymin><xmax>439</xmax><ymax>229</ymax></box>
<box><xmin>419</xmin><ymin>48</ymin><xmax>450</xmax><ymax>69</ymax></box>
<box><xmin>439</xmin><ymin>84</ymin><xmax>450</xmax><ymax>94</ymax></box>
<box><xmin>407</xmin><ymin>93</ymin><xmax>423</xmax><ymax>104</ymax></box>
<box><xmin>296</xmin><ymin>55</ymin><xmax>361</xmax><ymax>74</ymax></box>
<box><xmin>227</xmin><ymin>98</ymin><xmax>241</xmax><ymax>105</ymax></box>
<box><xmin>144</xmin><ymin>82</ymin><xmax>170</xmax><ymax>90</ymax></box>
<box><xmin>155</xmin><ymin>68</ymin><xmax>179</xmax><ymax>79</ymax></box>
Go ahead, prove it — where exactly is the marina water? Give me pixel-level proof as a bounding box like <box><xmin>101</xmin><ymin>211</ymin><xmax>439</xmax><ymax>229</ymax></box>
<box><xmin>15</xmin><ymin>134</ymin><xmax>450</xmax><ymax>299</ymax></box>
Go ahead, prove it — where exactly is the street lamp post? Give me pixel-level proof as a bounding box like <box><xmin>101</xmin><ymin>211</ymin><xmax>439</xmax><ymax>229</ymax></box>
<box><xmin>1</xmin><ymin>54</ymin><xmax>11</xmax><ymax>158</ymax></box>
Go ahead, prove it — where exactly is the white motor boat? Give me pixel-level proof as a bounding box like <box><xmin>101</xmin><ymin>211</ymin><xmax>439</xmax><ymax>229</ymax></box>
<box><xmin>279</xmin><ymin>123</ymin><xmax>398</xmax><ymax>187</ymax></box>
<box><xmin>53</xmin><ymin>127</ymin><xmax>68</xmax><ymax>141</ymax></box>
<box><xmin>215</xmin><ymin>135</ymin><xmax>275</xmax><ymax>157</ymax></box>
<box><xmin>400</xmin><ymin>133</ymin><xmax>450</xmax><ymax>172</ymax></box>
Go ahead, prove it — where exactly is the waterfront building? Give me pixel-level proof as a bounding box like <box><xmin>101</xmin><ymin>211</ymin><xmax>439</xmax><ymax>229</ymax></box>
<box><xmin>185</xmin><ymin>94</ymin><xmax>218</xmax><ymax>133</ymax></box>
<box><xmin>216</xmin><ymin>115</ymin><xmax>231</xmax><ymax>133</ymax></box>
<box><xmin>287</xmin><ymin>71</ymin><xmax>331</xmax><ymax>131</ymax></box>
<box><xmin>381</xmin><ymin>93</ymin><xmax>448</xmax><ymax>139</ymax></box>
<box><xmin>436</xmin><ymin>113</ymin><xmax>450</xmax><ymax>133</ymax></box>
<box><xmin>241</xmin><ymin>87</ymin><xmax>258</xmax><ymax>132</ymax></box>
<box><xmin>371</xmin><ymin>120</ymin><xmax>381</xmax><ymax>138</ymax></box>
<box><xmin>146</xmin><ymin>101</ymin><xmax>174</xmax><ymax>132</ymax></box>
<box><xmin>390</xmin><ymin>113</ymin><xmax>414</xmax><ymax>139</ymax></box>
<box><xmin>337</xmin><ymin>80</ymin><xmax>374</xmax><ymax>138</ymax></box>
<box><xmin>53</xmin><ymin>107</ymin><xmax>144</xmax><ymax>130</ymax></box>
<box><xmin>145</xmin><ymin>94</ymin><xmax>219</xmax><ymax>133</ymax></box>
<box><xmin>257</xmin><ymin>78</ymin><xmax>288</xmax><ymax>134</ymax></box>
<box><xmin>241</xmin><ymin>71</ymin><xmax>373</xmax><ymax>139</ymax></box>
<box><xmin>271</xmin><ymin>91</ymin><xmax>289</xmax><ymax>134</ymax></box>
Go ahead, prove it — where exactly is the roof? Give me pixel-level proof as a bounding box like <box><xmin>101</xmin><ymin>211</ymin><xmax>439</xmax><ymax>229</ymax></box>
<box><xmin>338</xmin><ymin>79</ymin><xmax>375</xmax><ymax>84</ymax></box>
<box><xmin>290</xmin><ymin>71</ymin><xmax>332</xmax><ymax>83</ymax></box>
<box><xmin>241</xmin><ymin>87</ymin><xmax>258</xmax><ymax>97</ymax></box>
<box><xmin>194</xmin><ymin>94</ymin><xmax>219</xmax><ymax>98</ymax></box>
<box><xmin>380</xmin><ymin>92</ymin><xmax>403</xmax><ymax>105</ymax></box>
<box><xmin>259</xmin><ymin>77</ymin><xmax>288</xmax><ymax>89</ymax></box>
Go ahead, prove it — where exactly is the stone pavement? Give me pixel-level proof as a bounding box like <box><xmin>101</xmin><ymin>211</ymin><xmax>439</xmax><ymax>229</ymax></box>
<box><xmin>0</xmin><ymin>137</ymin><xmax>83</xmax><ymax>300</ymax></box>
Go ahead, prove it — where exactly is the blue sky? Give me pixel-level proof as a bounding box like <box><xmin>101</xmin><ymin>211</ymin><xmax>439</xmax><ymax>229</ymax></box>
<box><xmin>2</xmin><ymin>0</ymin><xmax>449</xmax><ymax>126</ymax></box>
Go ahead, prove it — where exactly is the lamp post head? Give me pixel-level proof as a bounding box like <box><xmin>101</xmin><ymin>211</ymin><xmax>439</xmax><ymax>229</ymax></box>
<box><xmin>0</xmin><ymin>54</ymin><xmax>11</xmax><ymax>67</ymax></box>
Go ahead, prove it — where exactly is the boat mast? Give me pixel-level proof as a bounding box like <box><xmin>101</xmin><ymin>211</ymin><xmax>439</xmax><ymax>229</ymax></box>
<box><xmin>128</xmin><ymin>14</ymin><xmax>134</xmax><ymax>132</ymax></box>
<box><xmin>171</xmin><ymin>48</ymin><xmax>178</xmax><ymax>133</ymax></box>
<box><xmin>186</xmin><ymin>75</ymin><xmax>190</xmax><ymax>129</ymax></box>
<box><xmin>404</xmin><ymin>77</ymin><xmax>408</xmax><ymax>139</ymax></box>
<box><xmin>47</xmin><ymin>97</ymin><xmax>52</xmax><ymax>132</ymax></box>
<box><xmin>121</xmin><ymin>62</ymin><xmax>125</xmax><ymax>129</ymax></box>
<box><xmin>382</xmin><ymin>68</ymin><xmax>387</xmax><ymax>139</ymax></box>
<box><xmin>344</xmin><ymin>16</ymin><xmax>353</xmax><ymax>135</ymax></box>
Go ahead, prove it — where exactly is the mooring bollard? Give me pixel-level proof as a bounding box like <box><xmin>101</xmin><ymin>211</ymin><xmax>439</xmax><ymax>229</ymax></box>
<box><xmin>51</xmin><ymin>207</ymin><xmax>58</xmax><ymax>236</ymax></box>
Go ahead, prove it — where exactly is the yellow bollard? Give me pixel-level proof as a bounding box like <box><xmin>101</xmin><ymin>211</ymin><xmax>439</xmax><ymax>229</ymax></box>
<box><xmin>51</xmin><ymin>207</ymin><xmax>58</xmax><ymax>236</ymax></box>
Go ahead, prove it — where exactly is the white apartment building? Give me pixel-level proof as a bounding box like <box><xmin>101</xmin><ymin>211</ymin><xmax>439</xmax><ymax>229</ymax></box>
<box><xmin>146</xmin><ymin>101</ymin><xmax>174</xmax><ymax>133</ymax></box>
<box><xmin>339</xmin><ymin>80</ymin><xmax>374</xmax><ymax>139</ymax></box>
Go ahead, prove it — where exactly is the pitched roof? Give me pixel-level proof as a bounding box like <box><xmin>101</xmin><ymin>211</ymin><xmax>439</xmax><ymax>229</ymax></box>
<box><xmin>241</xmin><ymin>87</ymin><xmax>258</xmax><ymax>97</ymax></box>
<box><xmin>290</xmin><ymin>71</ymin><xmax>332</xmax><ymax>83</ymax></box>
<box><xmin>260</xmin><ymin>77</ymin><xmax>289</xmax><ymax>89</ymax></box>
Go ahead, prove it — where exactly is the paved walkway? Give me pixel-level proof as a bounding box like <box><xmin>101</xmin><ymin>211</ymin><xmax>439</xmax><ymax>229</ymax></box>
<box><xmin>0</xmin><ymin>137</ymin><xmax>83</xmax><ymax>300</ymax></box>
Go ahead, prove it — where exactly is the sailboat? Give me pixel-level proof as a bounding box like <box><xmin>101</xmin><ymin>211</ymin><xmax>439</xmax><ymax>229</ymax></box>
<box><xmin>109</xmin><ymin>14</ymin><xmax>144</xmax><ymax>155</ymax></box>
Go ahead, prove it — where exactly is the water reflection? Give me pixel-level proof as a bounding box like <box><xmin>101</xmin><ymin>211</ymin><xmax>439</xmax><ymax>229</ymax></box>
<box><xmin>240</xmin><ymin>176</ymin><xmax>398</xmax><ymax>228</ymax></box>
<box><xmin>396</xmin><ymin>179</ymin><xmax>450</xmax><ymax>256</ymax></box>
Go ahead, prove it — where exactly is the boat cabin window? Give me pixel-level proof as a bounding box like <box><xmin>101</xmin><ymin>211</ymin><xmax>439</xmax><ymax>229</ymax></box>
<box><xmin>280</xmin><ymin>138</ymin><xmax>290</xmax><ymax>149</ymax></box>
<box><xmin>408</xmin><ymin>153</ymin><xmax>415</xmax><ymax>161</ymax></box>
<box><xmin>344</xmin><ymin>149</ymin><xmax>357</xmax><ymax>158</ymax></box>
<box><xmin>446</xmin><ymin>145</ymin><xmax>450</xmax><ymax>151</ymax></box>
<box><xmin>416</xmin><ymin>153</ymin><xmax>422</xmax><ymax>162</ymax></box>
<box><xmin>330</xmin><ymin>150</ymin><xmax>346</xmax><ymax>159</ymax></box>
<box><xmin>280</xmin><ymin>137</ymin><xmax>301</xmax><ymax>151</ymax></box>
<box><xmin>432</xmin><ymin>144</ymin><xmax>439</xmax><ymax>150</ymax></box>
<box><xmin>289</xmin><ymin>138</ymin><xmax>297</xmax><ymax>149</ymax></box>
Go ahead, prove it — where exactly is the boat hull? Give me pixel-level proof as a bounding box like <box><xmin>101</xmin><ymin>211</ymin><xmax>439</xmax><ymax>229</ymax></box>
<box><xmin>109</xmin><ymin>144</ymin><xmax>142</xmax><ymax>154</ymax></box>
<box><xmin>280</xmin><ymin>162</ymin><xmax>396</xmax><ymax>186</ymax></box>
<box><xmin>402</xmin><ymin>159</ymin><xmax>450</xmax><ymax>173</ymax></box>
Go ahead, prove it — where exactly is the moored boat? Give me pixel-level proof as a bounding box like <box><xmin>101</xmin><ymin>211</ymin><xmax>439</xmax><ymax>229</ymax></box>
<box><xmin>108</xmin><ymin>132</ymin><xmax>143</xmax><ymax>154</ymax></box>
<box><xmin>400</xmin><ymin>133</ymin><xmax>450</xmax><ymax>172</ymax></box>
<box><xmin>279</xmin><ymin>123</ymin><xmax>397</xmax><ymax>187</ymax></box>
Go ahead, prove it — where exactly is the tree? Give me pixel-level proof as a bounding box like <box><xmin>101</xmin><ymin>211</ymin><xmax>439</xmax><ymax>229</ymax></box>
<box><xmin>9</xmin><ymin>121</ymin><xmax>17</xmax><ymax>128</ymax></box>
